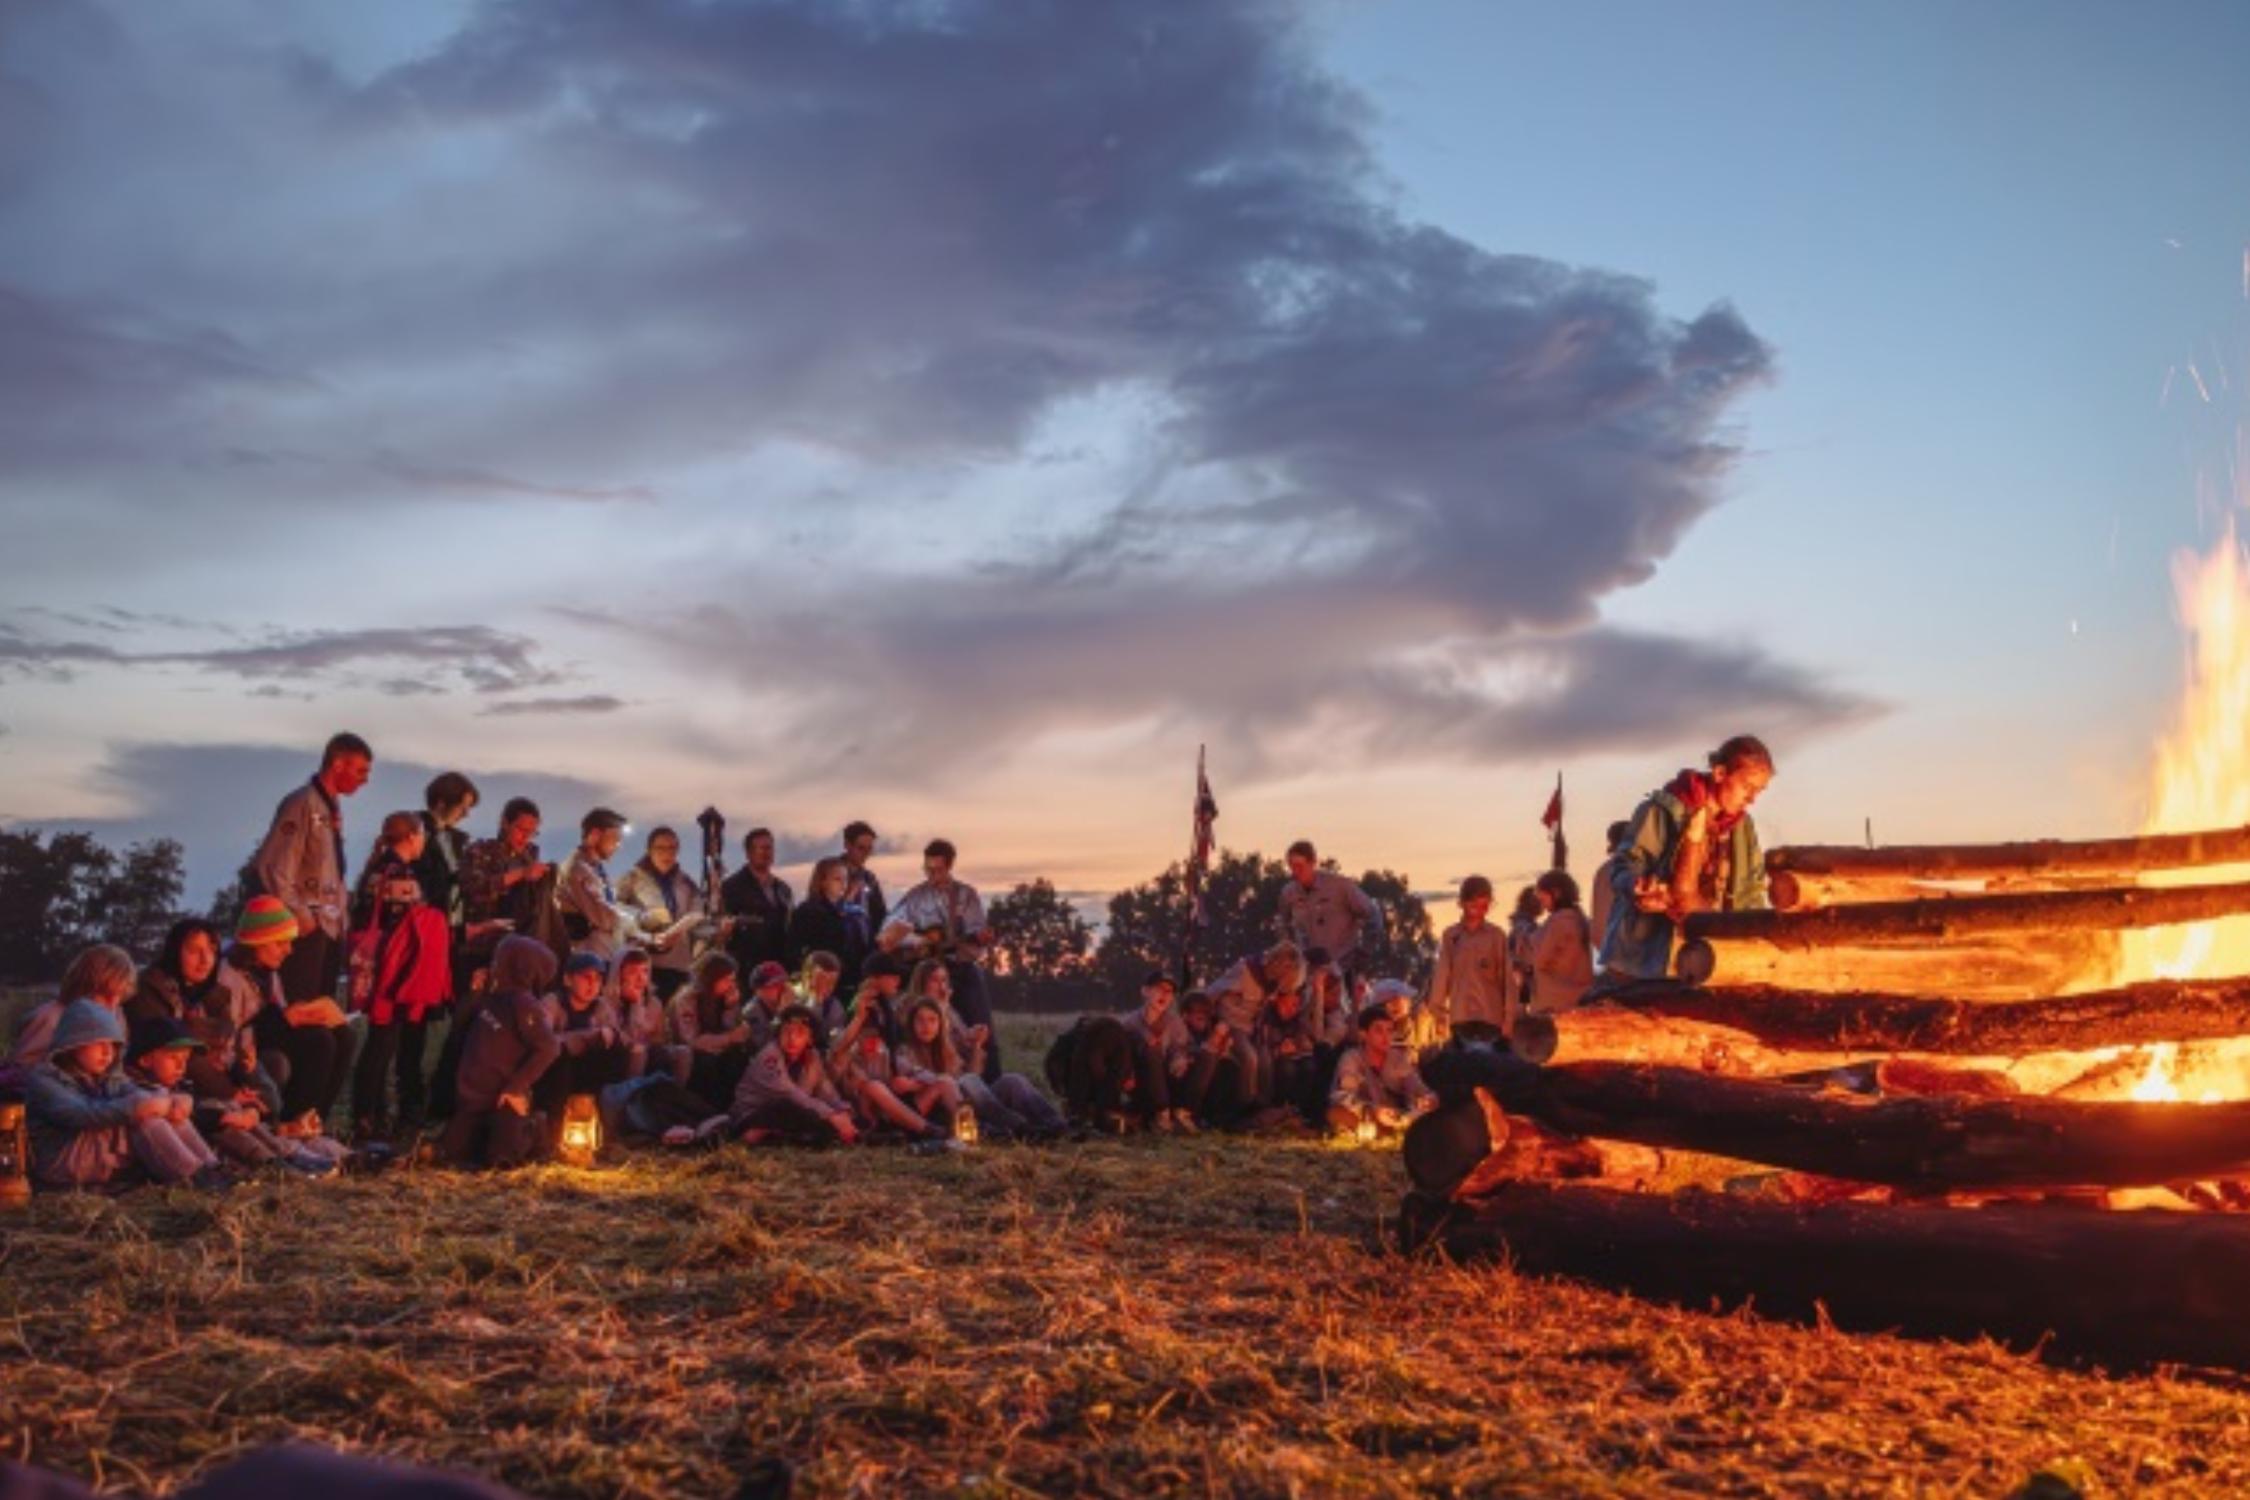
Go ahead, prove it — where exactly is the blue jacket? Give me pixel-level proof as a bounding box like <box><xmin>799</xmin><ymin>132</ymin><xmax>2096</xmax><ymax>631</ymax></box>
<box><xmin>1598</xmin><ymin>787</ymin><xmax>1767</xmax><ymax>981</ymax></box>
<box><xmin>26</xmin><ymin>1060</ymin><xmax>156</xmax><ymax>1176</ymax></box>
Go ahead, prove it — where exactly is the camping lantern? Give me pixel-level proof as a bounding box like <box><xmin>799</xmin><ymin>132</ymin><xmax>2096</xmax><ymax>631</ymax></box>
<box><xmin>0</xmin><ymin>1100</ymin><xmax>29</xmax><ymax>1206</ymax></box>
<box><xmin>953</xmin><ymin>1104</ymin><xmax>979</xmax><ymax>1146</ymax></box>
<box><xmin>558</xmin><ymin>1094</ymin><xmax>602</xmax><ymax>1167</ymax></box>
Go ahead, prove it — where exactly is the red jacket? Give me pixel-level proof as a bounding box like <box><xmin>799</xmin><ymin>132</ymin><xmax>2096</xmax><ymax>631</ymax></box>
<box><xmin>352</xmin><ymin>905</ymin><xmax>455</xmax><ymax>1024</ymax></box>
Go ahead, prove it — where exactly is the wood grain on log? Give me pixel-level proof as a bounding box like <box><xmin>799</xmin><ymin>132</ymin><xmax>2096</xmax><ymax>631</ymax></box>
<box><xmin>1600</xmin><ymin>977</ymin><xmax>2250</xmax><ymax>1055</ymax></box>
<box><xmin>1767</xmin><ymin>824</ymin><xmax>2250</xmax><ymax>883</ymax></box>
<box><xmin>1683</xmin><ymin>881</ymin><xmax>2250</xmax><ymax>950</ymax></box>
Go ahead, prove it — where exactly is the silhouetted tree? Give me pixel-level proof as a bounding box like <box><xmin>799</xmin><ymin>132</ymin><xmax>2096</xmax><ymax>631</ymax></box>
<box><xmin>0</xmin><ymin>830</ymin><xmax>186</xmax><ymax>981</ymax></box>
<box><xmin>984</xmin><ymin>878</ymin><xmax>1094</xmax><ymax>981</ymax></box>
<box><xmin>1096</xmin><ymin>848</ymin><xmax>1437</xmax><ymax>993</ymax></box>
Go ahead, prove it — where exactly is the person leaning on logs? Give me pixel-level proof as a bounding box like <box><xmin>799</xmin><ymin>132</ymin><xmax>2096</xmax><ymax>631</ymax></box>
<box><xmin>1597</xmin><ymin>734</ymin><xmax>1775</xmax><ymax>985</ymax></box>
<box><xmin>1428</xmin><ymin>876</ymin><xmax>1509</xmax><ymax>1042</ymax></box>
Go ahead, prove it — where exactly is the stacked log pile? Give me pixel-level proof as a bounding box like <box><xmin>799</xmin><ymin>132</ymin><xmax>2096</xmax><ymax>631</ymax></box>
<box><xmin>1400</xmin><ymin>821</ymin><xmax>2250</xmax><ymax>1370</ymax></box>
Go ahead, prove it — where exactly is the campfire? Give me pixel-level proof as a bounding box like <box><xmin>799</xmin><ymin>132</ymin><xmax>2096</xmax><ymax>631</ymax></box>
<box><xmin>1400</xmin><ymin>532</ymin><xmax>2250</xmax><ymax>1370</ymax></box>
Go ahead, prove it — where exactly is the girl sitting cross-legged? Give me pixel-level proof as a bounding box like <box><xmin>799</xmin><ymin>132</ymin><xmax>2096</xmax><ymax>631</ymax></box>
<box><xmin>896</xmin><ymin>979</ymin><xmax>1066</xmax><ymax>1141</ymax></box>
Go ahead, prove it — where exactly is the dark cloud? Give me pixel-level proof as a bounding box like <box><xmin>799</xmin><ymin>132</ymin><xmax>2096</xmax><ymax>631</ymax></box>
<box><xmin>0</xmin><ymin>620</ymin><xmax>564</xmax><ymax>695</ymax></box>
<box><xmin>478</xmin><ymin>694</ymin><xmax>627</xmax><ymax>718</ymax></box>
<box><xmin>0</xmin><ymin>0</ymin><xmax>1874</xmax><ymax>780</ymax></box>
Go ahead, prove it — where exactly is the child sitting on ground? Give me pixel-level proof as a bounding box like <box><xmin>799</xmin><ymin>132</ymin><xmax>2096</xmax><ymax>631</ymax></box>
<box><xmin>10</xmin><ymin>945</ymin><xmax>137</xmax><ymax>1072</ymax></box>
<box><xmin>25</xmin><ymin>1000</ymin><xmax>226</xmax><ymax>1191</ymax></box>
<box><xmin>731</xmin><ymin>1004</ymin><xmax>858</xmax><ymax>1146</ymax></box>
<box><xmin>124</xmin><ymin>1015</ymin><xmax>337</xmax><ymax>1177</ymax></box>
<box><xmin>613</xmin><ymin>949</ymin><xmax>690</xmax><ymax>1084</ymax></box>
<box><xmin>440</xmin><ymin>936</ymin><xmax>562</xmax><ymax>1169</ymax></box>
<box><xmin>1327</xmin><ymin>1004</ymin><xmax>1435</xmax><ymax>1140</ymax></box>
<box><xmin>537</xmin><ymin>951</ymin><xmax>634</xmax><ymax>1128</ymax></box>
<box><xmin>828</xmin><ymin>992</ymin><xmax>956</xmax><ymax>1139</ymax></box>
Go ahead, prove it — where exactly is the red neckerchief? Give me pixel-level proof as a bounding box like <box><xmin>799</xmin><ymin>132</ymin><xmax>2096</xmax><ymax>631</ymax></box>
<box><xmin>1664</xmin><ymin>769</ymin><xmax>1746</xmax><ymax>838</ymax></box>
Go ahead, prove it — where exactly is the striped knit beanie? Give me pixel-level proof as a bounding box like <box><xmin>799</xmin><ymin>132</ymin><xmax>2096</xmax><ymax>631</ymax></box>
<box><xmin>234</xmin><ymin>894</ymin><xmax>299</xmax><ymax>947</ymax></box>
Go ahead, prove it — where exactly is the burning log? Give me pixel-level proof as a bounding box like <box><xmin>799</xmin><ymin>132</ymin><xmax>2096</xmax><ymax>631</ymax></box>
<box><xmin>1672</xmin><ymin>883</ymin><xmax>2250</xmax><ymax>986</ymax></box>
<box><xmin>1582</xmin><ymin>977</ymin><xmax>2250</xmax><ymax>1056</ymax></box>
<box><xmin>1686</xmin><ymin>880</ymin><xmax>2250</xmax><ymax>949</ymax></box>
<box><xmin>1410</xmin><ymin>1048</ymin><xmax>2250</xmax><ymax>1194</ymax></box>
<box><xmin>1397</xmin><ymin>1182</ymin><xmax>2250</xmax><ymax>1372</ymax></box>
<box><xmin>1765</xmin><ymin>822</ymin><xmax>2250</xmax><ymax>910</ymax></box>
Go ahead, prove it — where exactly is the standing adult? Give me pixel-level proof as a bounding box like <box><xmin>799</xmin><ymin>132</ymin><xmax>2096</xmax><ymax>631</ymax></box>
<box><xmin>1586</xmin><ymin>820</ymin><xmax>1632</xmax><ymax>967</ymax></box>
<box><xmin>617</xmin><ymin>826</ymin><xmax>705</xmax><ymax>1001</ymax></box>
<box><xmin>1276</xmin><ymin>841</ymin><xmax>1382</xmax><ymax>982</ymax></box>
<box><xmin>458</xmin><ymin>797</ymin><xmax>553</xmax><ymax>974</ymax></box>
<box><xmin>413</xmin><ymin>771</ymin><xmax>480</xmax><ymax>947</ymax></box>
<box><xmin>788</xmin><ymin>856</ymin><xmax>869</xmax><ymax>990</ymax></box>
<box><xmin>1599</xmin><ymin>735</ymin><xmax>1777</xmax><ymax>983</ymax></box>
<box><xmin>840</xmin><ymin>820</ymin><xmax>888</xmax><ymax>934</ymax></box>
<box><xmin>555</xmin><ymin>807</ymin><xmax>640</xmax><ymax>963</ymax></box>
<box><xmin>252</xmin><ymin>732</ymin><xmax>371</xmax><ymax>1007</ymax></box>
<box><xmin>721</xmin><ymin>827</ymin><xmax>795</xmax><ymax>976</ymax></box>
<box><xmin>878</xmin><ymin>839</ymin><xmax>999</xmax><ymax>1082</ymax></box>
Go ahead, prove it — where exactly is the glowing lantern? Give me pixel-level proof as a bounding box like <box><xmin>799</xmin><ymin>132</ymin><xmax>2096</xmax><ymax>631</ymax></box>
<box><xmin>953</xmin><ymin>1104</ymin><xmax>979</xmax><ymax>1146</ymax></box>
<box><xmin>0</xmin><ymin>1101</ymin><xmax>27</xmax><ymax>1206</ymax></box>
<box><xmin>558</xmin><ymin>1094</ymin><xmax>602</xmax><ymax>1167</ymax></box>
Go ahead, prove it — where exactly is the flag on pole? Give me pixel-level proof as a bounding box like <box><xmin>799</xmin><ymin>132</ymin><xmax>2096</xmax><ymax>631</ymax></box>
<box><xmin>1181</xmin><ymin>746</ymin><xmax>1219</xmax><ymax>983</ymax></box>
<box><xmin>1541</xmin><ymin>772</ymin><xmax>1567</xmax><ymax>872</ymax></box>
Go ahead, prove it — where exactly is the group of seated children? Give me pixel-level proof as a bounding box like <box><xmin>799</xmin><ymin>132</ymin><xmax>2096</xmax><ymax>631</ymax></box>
<box><xmin>7</xmin><ymin>913</ymin><xmax>1440</xmax><ymax>1193</ymax></box>
<box><xmin>1045</xmin><ymin>947</ymin><xmax>1435</xmax><ymax>1140</ymax></box>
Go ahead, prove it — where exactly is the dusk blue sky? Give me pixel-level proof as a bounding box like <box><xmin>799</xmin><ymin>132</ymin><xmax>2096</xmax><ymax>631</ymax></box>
<box><xmin>3</xmin><ymin>0</ymin><xmax>2246</xmax><ymax>915</ymax></box>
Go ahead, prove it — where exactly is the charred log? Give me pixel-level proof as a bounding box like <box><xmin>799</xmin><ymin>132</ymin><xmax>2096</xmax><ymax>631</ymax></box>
<box><xmin>1397</xmin><ymin>1182</ymin><xmax>2250</xmax><ymax>1372</ymax></box>
<box><xmin>1412</xmin><ymin>1046</ymin><xmax>2250</xmax><ymax>1192</ymax></box>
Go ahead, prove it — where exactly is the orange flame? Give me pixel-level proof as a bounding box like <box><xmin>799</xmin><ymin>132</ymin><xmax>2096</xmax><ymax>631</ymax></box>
<box><xmin>2116</xmin><ymin>527</ymin><xmax>2250</xmax><ymax>988</ymax></box>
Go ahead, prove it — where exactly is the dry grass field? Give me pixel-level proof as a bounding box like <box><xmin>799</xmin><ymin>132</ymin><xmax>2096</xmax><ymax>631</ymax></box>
<box><xmin>8</xmin><ymin>1012</ymin><xmax>2250</xmax><ymax>1496</ymax></box>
